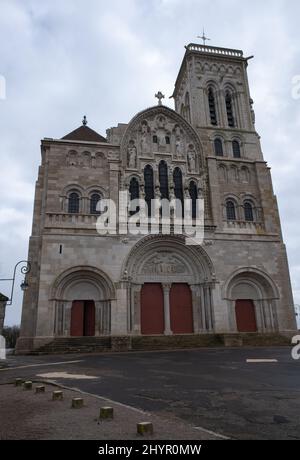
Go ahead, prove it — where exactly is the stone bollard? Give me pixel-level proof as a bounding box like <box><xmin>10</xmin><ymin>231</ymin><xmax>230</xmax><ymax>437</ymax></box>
<box><xmin>23</xmin><ymin>381</ymin><xmax>32</xmax><ymax>390</ymax></box>
<box><xmin>71</xmin><ymin>398</ymin><xmax>84</xmax><ymax>409</ymax></box>
<box><xmin>15</xmin><ymin>378</ymin><xmax>23</xmax><ymax>387</ymax></box>
<box><xmin>52</xmin><ymin>390</ymin><xmax>63</xmax><ymax>401</ymax></box>
<box><xmin>99</xmin><ymin>407</ymin><xmax>114</xmax><ymax>420</ymax></box>
<box><xmin>137</xmin><ymin>422</ymin><xmax>154</xmax><ymax>436</ymax></box>
<box><xmin>35</xmin><ymin>385</ymin><xmax>46</xmax><ymax>394</ymax></box>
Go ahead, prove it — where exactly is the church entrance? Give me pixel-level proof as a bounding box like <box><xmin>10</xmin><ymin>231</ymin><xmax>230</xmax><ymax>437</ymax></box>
<box><xmin>70</xmin><ymin>300</ymin><xmax>95</xmax><ymax>336</ymax></box>
<box><xmin>170</xmin><ymin>284</ymin><xmax>194</xmax><ymax>334</ymax></box>
<box><xmin>235</xmin><ymin>300</ymin><xmax>257</xmax><ymax>333</ymax></box>
<box><xmin>141</xmin><ymin>284</ymin><xmax>164</xmax><ymax>335</ymax></box>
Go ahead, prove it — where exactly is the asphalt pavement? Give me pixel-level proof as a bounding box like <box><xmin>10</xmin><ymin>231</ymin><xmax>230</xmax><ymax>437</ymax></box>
<box><xmin>0</xmin><ymin>347</ymin><xmax>299</xmax><ymax>440</ymax></box>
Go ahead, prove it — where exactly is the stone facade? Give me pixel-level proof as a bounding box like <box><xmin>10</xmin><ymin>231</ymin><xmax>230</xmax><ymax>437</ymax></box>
<box><xmin>17</xmin><ymin>43</ymin><xmax>297</xmax><ymax>353</ymax></box>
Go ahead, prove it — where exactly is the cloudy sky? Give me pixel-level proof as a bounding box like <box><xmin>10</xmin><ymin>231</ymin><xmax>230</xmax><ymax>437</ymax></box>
<box><xmin>0</xmin><ymin>0</ymin><xmax>300</xmax><ymax>327</ymax></box>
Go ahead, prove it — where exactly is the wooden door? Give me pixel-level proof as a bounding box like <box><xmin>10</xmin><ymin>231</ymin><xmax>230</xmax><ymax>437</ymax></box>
<box><xmin>170</xmin><ymin>284</ymin><xmax>194</xmax><ymax>334</ymax></box>
<box><xmin>235</xmin><ymin>300</ymin><xmax>257</xmax><ymax>332</ymax></box>
<box><xmin>84</xmin><ymin>301</ymin><xmax>95</xmax><ymax>336</ymax></box>
<box><xmin>70</xmin><ymin>301</ymin><xmax>84</xmax><ymax>336</ymax></box>
<box><xmin>141</xmin><ymin>284</ymin><xmax>164</xmax><ymax>335</ymax></box>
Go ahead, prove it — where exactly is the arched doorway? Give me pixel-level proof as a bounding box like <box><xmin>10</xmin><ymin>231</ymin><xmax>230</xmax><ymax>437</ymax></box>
<box><xmin>170</xmin><ymin>284</ymin><xmax>194</xmax><ymax>334</ymax></box>
<box><xmin>52</xmin><ymin>266</ymin><xmax>115</xmax><ymax>337</ymax></box>
<box><xmin>225</xmin><ymin>269</ymin><xmax>279</xmax><ymax>333</ymax></box>
<box><xmin>141</xmin><ymin>284</ymin><xmax>164</xmax><ymax>335</ymax></box>
<box><xmin>71</xmin><ymin>300</ymin><xmax>95</xmax><ymax>336</ymax></box>
<box><xmin>235</xmin><ymin>300</ymin><xmax>257</xmax><ymax>333</ymax></box>
<box><xmin>123</xmin><ymin>235</ymin><xmax>215</xmax><ymax>335</ymax></box>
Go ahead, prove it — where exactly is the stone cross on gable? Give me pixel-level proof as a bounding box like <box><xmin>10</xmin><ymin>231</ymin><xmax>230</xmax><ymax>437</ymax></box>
<box><xmin>155</xmin><ymin>91</ymin><xmax>165</xmax><ymax>106</ymax></box>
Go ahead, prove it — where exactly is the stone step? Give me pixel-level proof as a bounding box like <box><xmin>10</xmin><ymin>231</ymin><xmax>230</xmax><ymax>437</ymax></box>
<box><xmin>31</xmin><ymin>333</ymin><xmax>291</xmax><ymax>355</ymax></box>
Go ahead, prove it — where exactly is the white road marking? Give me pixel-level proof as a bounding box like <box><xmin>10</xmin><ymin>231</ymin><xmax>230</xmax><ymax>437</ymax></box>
<box><xmin>0</xmin><ymin>360</ymin><xmax>83</xmax><ymax>371</ymax></box>
<box><xmin>193</xmin><ymin>426</ymin><xmax>230</xmax><ymax>440</ymax></box>
<box><xmin>246</xmin><ymin>359</ymin><xmax>278</xmax><ymax>363</ymax></box>
<box><xmin>36</xmin><ymin>371</ymin><xmax>98</xmax><ymax>380</ymax></box>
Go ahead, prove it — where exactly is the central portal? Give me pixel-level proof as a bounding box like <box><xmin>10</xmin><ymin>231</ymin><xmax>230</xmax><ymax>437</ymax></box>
<box><xmin>70</xmin><ymin>300</ymin><xmax>95</xmax><ymax>337</ymax></box>
<box><xmin>141</xmin><ymin>284</ymin><xmax>164</xmax><ymax>335</ymax></box>
<box><xmin>170</xmin><ymin>284</ymin><xmax>193</xmax><ymax>334</ymax></box>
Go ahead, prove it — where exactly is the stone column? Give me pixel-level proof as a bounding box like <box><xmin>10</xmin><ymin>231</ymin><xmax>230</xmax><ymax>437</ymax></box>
<box><xmin>95</xmin><ymin>301</ymin><xmax>102</xmax><ymax>336</ymax></box>
<box><xmin>162</xmin><ymin>284</ymin><xmax>172</xmax><ymax>335</ymax></box>
<box><xmin>199</xmin><ymin>285</ymin><xmax>207</xmax><ymax>331</ymax></box>
<box><xmin>132</xmin><ymin>284</ymin><xmax>142</xmax><ymax>335</ymax></box>
<box><xmin>64</xmin><ymin>301</ymin><xmax>72</xmax><ymax>336</ymax></box>
<box><xmin>190</xmin><ymin>285</ymin><xmax>201</xmax><ymax>333</ymax></box>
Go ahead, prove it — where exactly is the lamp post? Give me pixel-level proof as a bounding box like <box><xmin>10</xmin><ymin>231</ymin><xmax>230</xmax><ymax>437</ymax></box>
<box><xmin>0</xmin><ymin>260</ymin><xmax>31</xmax><ymax>306</ymax></box>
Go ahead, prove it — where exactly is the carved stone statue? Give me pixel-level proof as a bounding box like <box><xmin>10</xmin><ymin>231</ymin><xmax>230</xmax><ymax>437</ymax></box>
<box><xmin>175</xmin><ymin>137</ymin><xmax>183</xmax><ymax>157</ymax></box>
<box><xmin>250</xmin><ymin>98</ymin><xmax>256</xmax><ymax>125</ymax></box>
<box><xmin>128</xmin><ymin>141</ymin><xmax>137</xmax><ymax>169</ymax></box>
<box><xmin>140</xmin><ymin>122</ymin><xmax>150</xmax><ymax>154</ymax></box>
<box><xmin>187</xmin><ymin>146</ymin><xmax>196</xmax><ymax>172</ymax></box>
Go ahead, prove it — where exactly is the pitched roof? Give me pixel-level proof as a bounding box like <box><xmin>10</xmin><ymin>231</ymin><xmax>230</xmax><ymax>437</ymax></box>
<box><xmin>62</xmin><ymin>125</ymin><xmax>107</xmax><ymax>143</ymax></box>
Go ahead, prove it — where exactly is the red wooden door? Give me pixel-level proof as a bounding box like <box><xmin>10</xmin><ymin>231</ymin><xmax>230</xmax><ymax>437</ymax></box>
<box><xmin>141</xmin><ymin>284</ymin><xmax>164</xmax><ymax>335</ymax></box>
<box><xmin>170</xmin><ymin>284</ymin><xmax>194</xmax><ymax>334</ymax></box>
<box><xmin>71</xmin><ymin>301</ymin><xmax>84</xmax><ymax>336</ymax></box>
<box><xmin>84</xmin><ymin>301</ymin><xmax>95</xmax><ymax>337</ymax></box>
<box><xmin>235</xmin><ymin>300</ymin><xmax>257</xmax><ymax>332</ymax></box>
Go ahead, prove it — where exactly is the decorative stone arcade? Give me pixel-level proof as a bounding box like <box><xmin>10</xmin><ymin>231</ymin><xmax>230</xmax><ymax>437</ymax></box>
<box><xmin>122</xmin><ymin>235</ymin><xmax>216</xmax><ymax>336</ymax></box>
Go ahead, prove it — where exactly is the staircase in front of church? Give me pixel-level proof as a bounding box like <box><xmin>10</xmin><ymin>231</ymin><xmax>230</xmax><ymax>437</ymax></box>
<box><xmin>30</xmin><ymin>333</ymin><xmax>291</xmax><ymax>355</ymax></box>
<box><xmin>31</xmin><ymin>337</ymin><xmax>112</xmax><ymax>355</ymax></box>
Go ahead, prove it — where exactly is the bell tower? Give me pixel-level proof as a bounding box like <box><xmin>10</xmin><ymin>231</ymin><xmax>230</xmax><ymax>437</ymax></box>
<box><xmin>172</xmin><ymin>43</ymin><xmax>261</xmax><ymax>161</ymax></box>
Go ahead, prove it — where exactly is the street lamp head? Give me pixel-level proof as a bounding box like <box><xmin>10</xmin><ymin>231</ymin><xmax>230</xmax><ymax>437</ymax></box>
<box><xmin>20</xmin><ymin>279</ymin><xmax>29</xmax><ymax>292</ymax></box>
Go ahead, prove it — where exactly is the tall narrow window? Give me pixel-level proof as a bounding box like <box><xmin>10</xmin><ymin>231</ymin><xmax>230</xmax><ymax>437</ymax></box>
<box><xmin>244</xmin><ymin>202</ymin><xmax>254</xmax><ymax>222</ymax></box>
<box><xmin>226</xmin><ymin>200</ymin><xmax>236</xmax><ymax>221</ymax></box>
<box><xmin>90</xmin><ymin>193</ymin><xmax>101</xmax><ymax>214</ymax></box>
<box><xmin>68</xmin><ymin>192</ymin><xmax>80</xmax><ymax>214</ymax></box>
<box><xmin>144</xmin><ymin>165</ymin><xmax>154</xmax><ymax>216</ymax></box>
<box><xmin>173</xmin><ymin>168</ymin><xmax>184</xmax><ymax>217</ymax></box>
<box><xmin>214</xmin><ymin>138</ymin><xmax>223</xmax><ymax>156</ymax></box>
<box><xmin>232</xmin><ymin>140</ymin><xmax>241</xmax><ymax>158</ymax></box>
<box><xmin>185</xmin><ymin>92</ymin><xmax>191</xmax><ymax>123</ymax></box>
<box><xmin>208</xmin><ymin>88</ymin><xmax>217</xmax><ymax>126</ymax></box>
<box><xmin>129</xmin><ymin>178</ymin><xmax>140</xmax><ymax>215</ymax></box>
<box><xmin>226</xmin><ymin>91</ymin><xmax>235</xmax><ymax>127</ymax></box>
<box><xmin>189</xmin><ymin>181</ymin><xmax>198</xmax><ymax>220</ymax></box>
<box><xmin>159</xmin><ymin>161</ymin><xmax>169</xmax><ymax>200</ymax></box>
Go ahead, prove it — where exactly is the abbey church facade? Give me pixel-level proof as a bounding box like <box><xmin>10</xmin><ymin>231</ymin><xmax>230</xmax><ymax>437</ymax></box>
<box><xmin>17</xmin><ymin>43</ymin><xmax>296</xmax><ymax>353</ymax></box>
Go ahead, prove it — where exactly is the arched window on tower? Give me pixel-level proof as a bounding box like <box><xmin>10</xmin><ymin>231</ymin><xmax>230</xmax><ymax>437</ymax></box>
<box><xmin>232</xmin><ymin>140</ymin><xmax>241</xmax><ymax>158</ymax></box>
<box><xmin>129</xmin><ymin>178</ymin><xmax>140</xmax><ymax>215</ymax></box>
<box><xmin>244</xmin><ymin>201</ymin><xmax>254</xmax><ymax>222</ymax></box>
<box><xmin>90</xmin><ymin>193</ymin><xmax>101</xmax><ymax>214</ymax></box>
<box><xmin>159</xmin><ymin>160</ymin><xmax>169</xmax><ymax>200</ymax></box>
<box><xmin>226</xmin><ymin>91</ymin><xmax>235</xmax><ymax>127</ymax></box>
<box><xmin>214</xmin><ymin>138</ymin><xmax>224</xmax><ymax>157</ymax></box>
<box><xmin>226</xmin><ymin>199</ymin><xmax>236</xmax><ymax>221</ymax></box>
<box><xmin>144</xmin><ymin>165</ymin><xmax>154</xmax><ymax>217</ymax></box>
<box><xmin>208</xmin><ymin>88</ymin><xmax>217</xmax><ymax>126</ymax></box>
<box><xmin>189</xmin><ymin>181</ymin><xmax>198</xmax><ymax>220</ymax></box>
<box><xmin>185</xmin><ymin>92</ymin><xmax>191</xmax><ymax>123</ymax></box>
<box><xmin>68</xmin><ymin>192</ymin><xmax>80</xmax><ymax>214</ymax></box>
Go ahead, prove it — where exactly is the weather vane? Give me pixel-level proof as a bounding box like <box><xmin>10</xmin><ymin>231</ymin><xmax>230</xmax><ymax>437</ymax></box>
<box><xmin>197</xmin><ymin>28</ymin><xmax>211</xmax><ymax>46</ymax></box>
